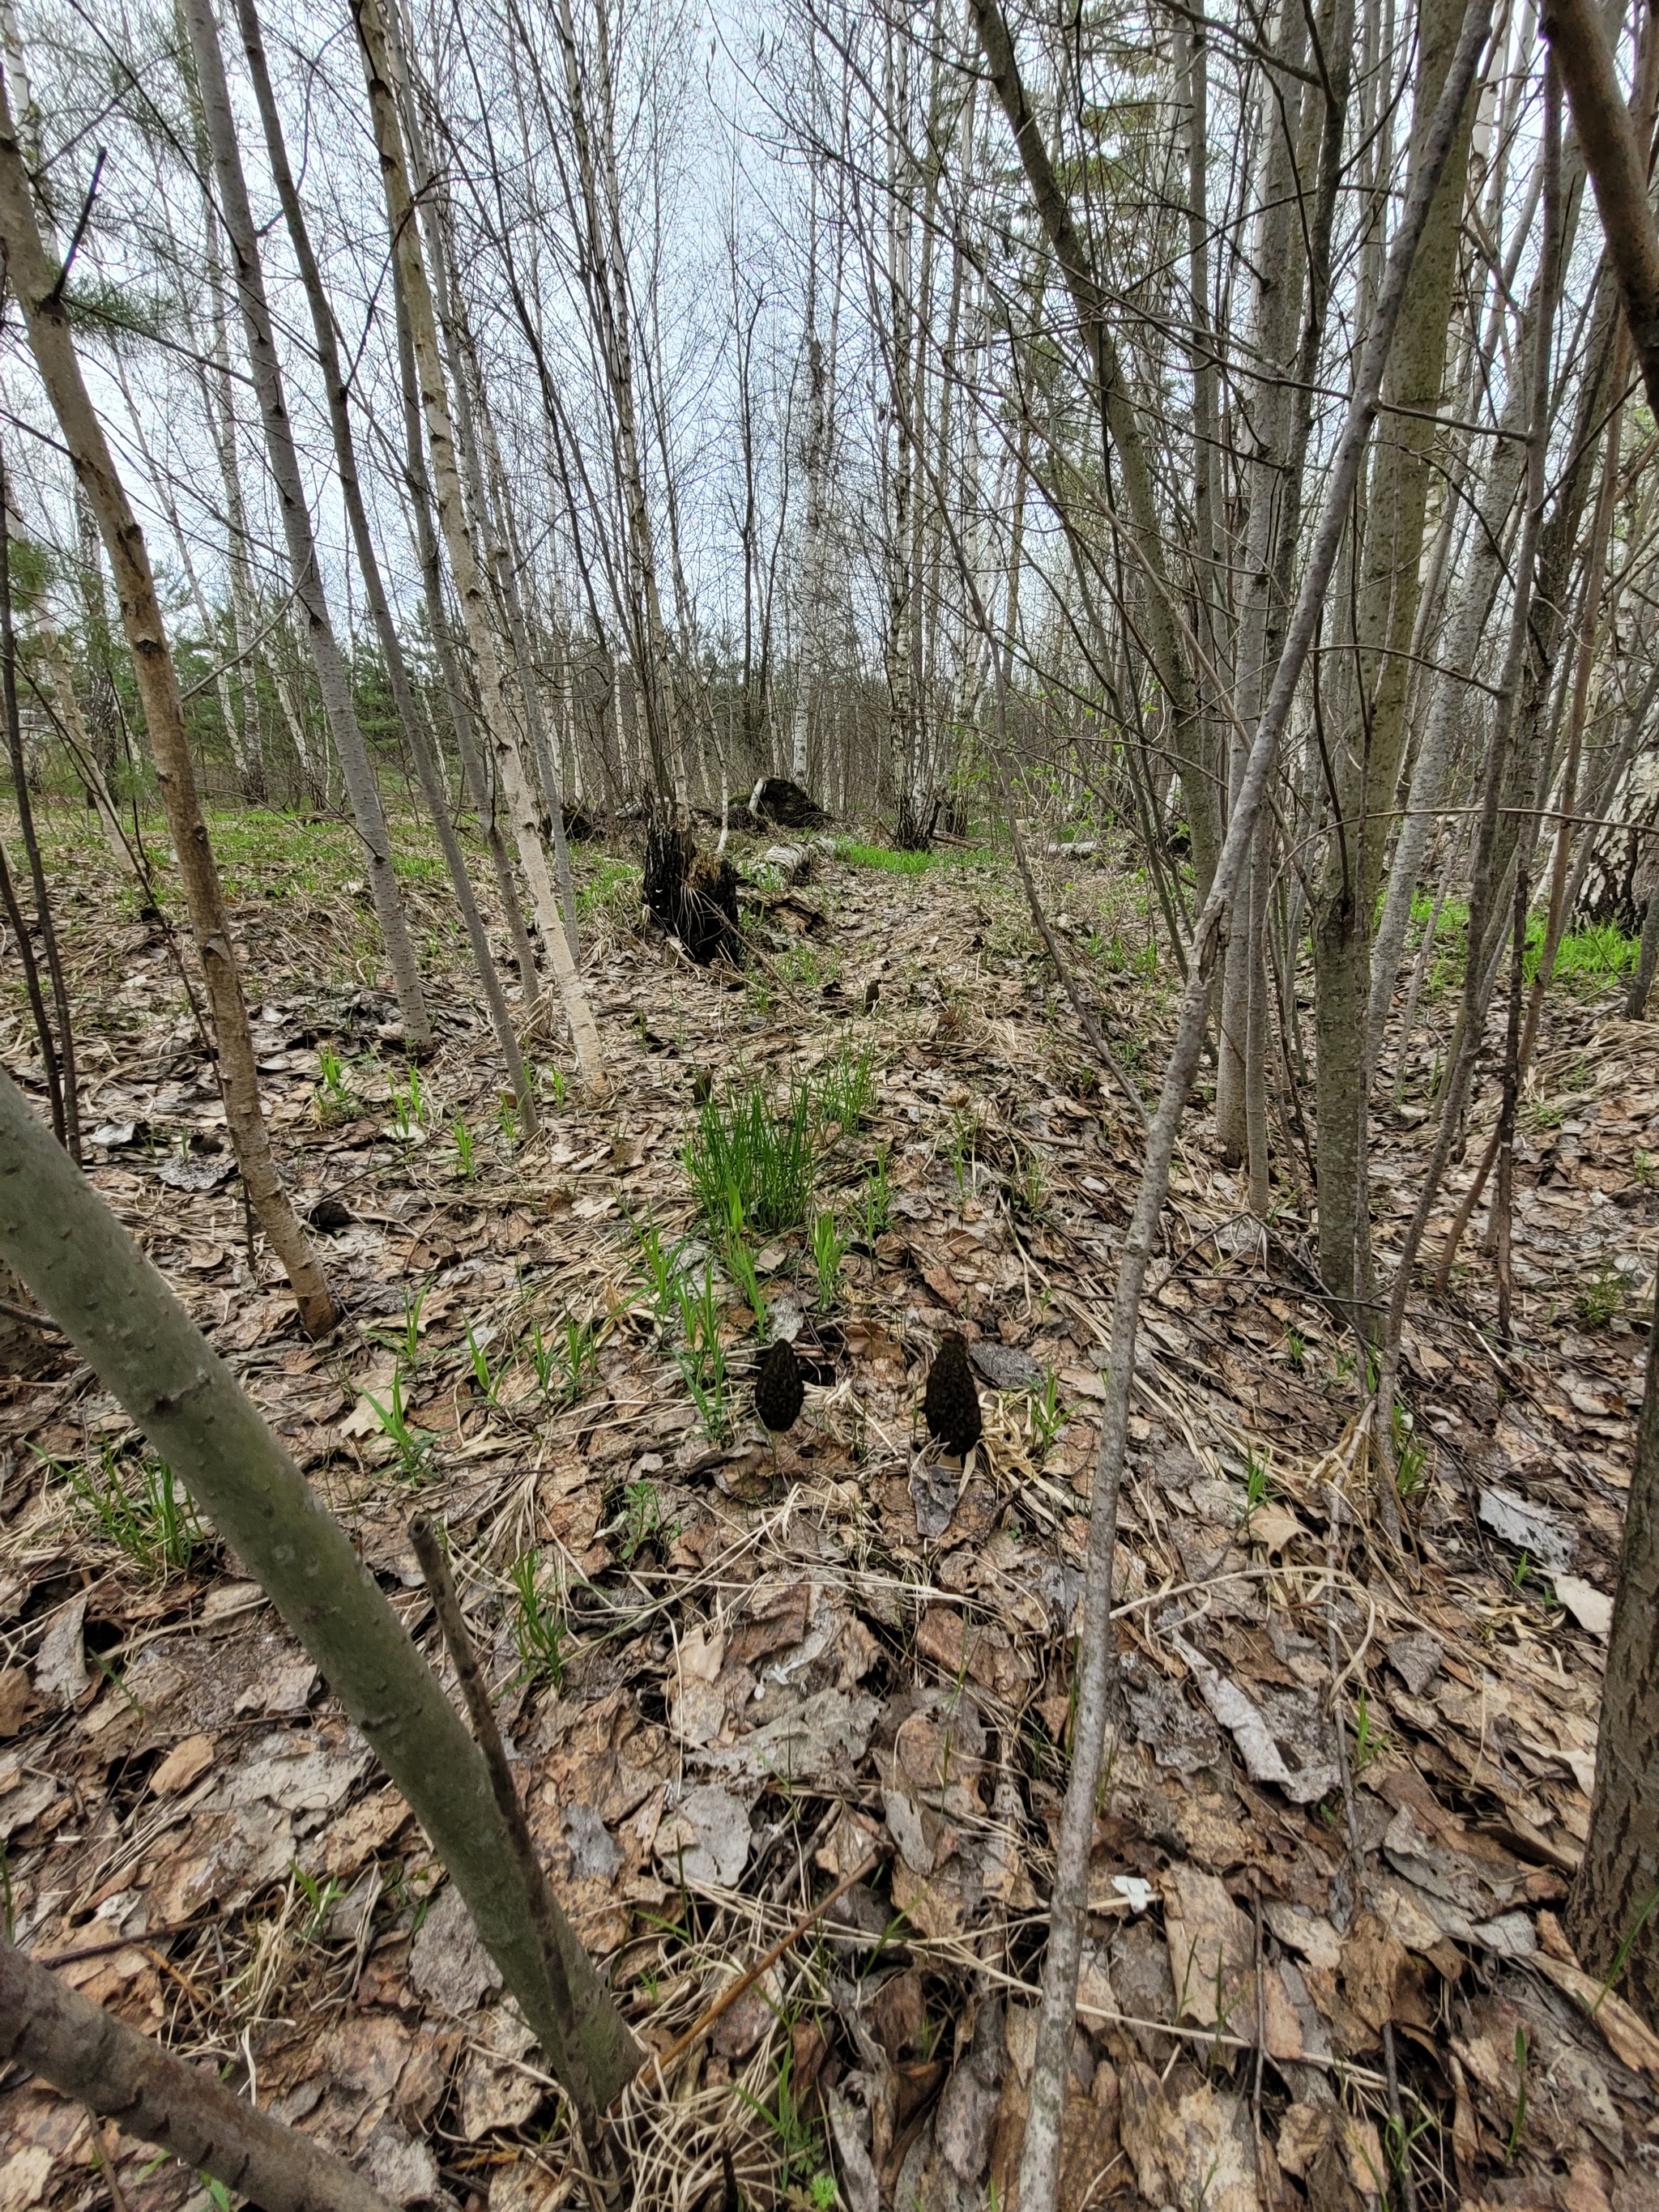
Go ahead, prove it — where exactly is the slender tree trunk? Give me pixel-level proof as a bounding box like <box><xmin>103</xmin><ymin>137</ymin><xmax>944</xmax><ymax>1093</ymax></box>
<box><xmin>1310</xmin><ymin>0</ymin><xmax>1480</xmax><ymax>1322</ymax></box>
<box><xmin>390</xmin><ymin>270</ymin><xmax>541</xmax><ymax>1011</ymax></box>
<box><xmin>1007</xmin><ymin>11</ymin><xmax>1493</xmax><ymax>2202</ymax></box>
<box><xmin>0</xmin><ymin>1062</ymin><xmax>638</xmax><ymax>2116</ymax></box>
<box><xmin>969</xmin><ymin>0</ymin><xmax>1218</xmax><ymax>897</ymax></box>
<box><xmin>355</xmin><ymin>0</ymin><xmax>605</xmax><ymax>1094</ymax></box>
<box><xmin>232</xmin><ymin>0</ymin><xmax>536</xmax><ymax>1136</ymax></box>
<box><xmin>1216</xmin><ymin>0</ymin><xmax>1313</xmax><ymax>1166</ymax></box>
<box><xmin>1376</xmin><ymin>59</ymin><xmax>1564</xmax><ymax>1433</ymax></box>
<box><xmin>1568</xmin><ymin>1268</ymin><xmax>1659</xmax><ymax>2019</ymax></box>
<box><xmin>1544</xmin><ymin>0</ymin><xmax>1659</xmax><ymax>415</ymax></box>
<box><xmin>181</xmin><ymin>0</ymin><xmax>433</xmax><ymax>1055</ymax></box>
<box><xmin>0</xmin><ymin>1940</ymin><xmax>398</xmax><ymax>2212</ymax></box>
<box><xmin>0</xmin><ymin>80</ymin><xmax>337</xmax><ymax>1337</ymax></box>
<box><xmin>33</xmin><ymin>609</ymin><xmax>132</xmax><ymax>870</ymax></box>
<box><xmin>1</xmin><ymin>454</ymin><xmax>78</xmax><ymax>1161</ymax></box>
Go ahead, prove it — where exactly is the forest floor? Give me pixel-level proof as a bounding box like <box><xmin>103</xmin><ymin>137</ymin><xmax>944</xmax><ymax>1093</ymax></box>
<box><xmin>2</xmin><ymin>803</ymin><xmax>1658</xmax><ymax>2212</ymax></box>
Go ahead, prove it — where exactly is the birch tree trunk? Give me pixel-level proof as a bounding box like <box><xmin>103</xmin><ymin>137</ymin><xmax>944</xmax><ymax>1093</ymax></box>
<box><xmin>181</xmin><ymin>0</ymin><xmax>433</xmax><ymax>1058</ymax></box>
<box><xmin>789</xmin><ymin>168</ymin><xmax>834</xmax><ymax>790</ymax></box>
<box><xmin>390</xmin><ymin>269</ymin><xmax>542</xmax><ymax>1010</ymax></box>
<box><xmin>232</xmin><ymin>0</ymin><xmax>536</xmax><ymax>1136</ymax></box>
<box><xmin>354</xmin><ymin>0</ymin><xmax>606</xmax><ymax>1096</ymax></box>
<box><xmin>0</xmin><ymin>76</ymin><xmax>337</xmax><ymax>1337</ymax></box>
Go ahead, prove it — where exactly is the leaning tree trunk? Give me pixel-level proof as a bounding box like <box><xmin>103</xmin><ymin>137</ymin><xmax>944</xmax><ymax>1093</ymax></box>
<box><xmin>0</xmin><ymin>75</ymin><xmax>337</xmax><ymax>1338</ymax></box>
<box><xmin>1309</xmin><ymin>0</ymin><xmax>1478</xmax><ymax>1323</ymax></box>
<box><xmin>0</xmin><ymin>1939</ymin><xmax>397</xmax><ymax>2212</ymax></box>
<box><xmin>0</xmin><ymin>1062</ymin><xmax>640</xmax><ymax>2117</ymax></box>
<box><xmin>353</xmin><ymin>0</ymin><xmax>606</xmax><ymax>1095</ymax></box>
<box><xmin>1569</xmin><ymin>1272</ymin><xmax>1659</xmax><ymax>2020</ymax></box>
<box><xmin>181</xmin><ymin>0</ymin><xmax>433</xmax><ymax>1056</ymax></box>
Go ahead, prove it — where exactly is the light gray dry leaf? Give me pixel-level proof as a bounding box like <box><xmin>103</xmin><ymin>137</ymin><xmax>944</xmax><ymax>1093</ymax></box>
<box><xmin>361</xmin><ymin>2118</ymin><xmax>450</xmax><ymax>2209</ymax></box>
<box><xmin>1471</xmin><ymin>1912</ymin><xmax>1537</xmax><ymax>1958</ymax></box>
<box><xmin>656</xmin><ymin>1784</ymin><xmax>751</xmax><ymax>1887</ymax></box>
<box><xmin>910</xmin><ymin>1456</ymin><xmax>960</xmax><ymax>1541</ymax></box>
<box><xmin>1262</xmin><ymin>1902</ymin><xmax>1341</xmax><ymax>1973</ymax></box>
<box><xmin>156</xmin><ymin>1154</ymin><xmax>237</xmax><ymax>1193</ymax></box>
<box><xmin>1171</xmin><ymin>1634</ymin><xmax>1337</xmax><ymax>1804</ymax></box>
<box><xmin>1552</xmin><ymin>1575</ymin><xmax>1613</xmax><ymax>1638</ymax></box>
<box><xmin>229</xmin><ymin>1731</ymin><xmax>369</xmax><ymax>1822</ymax></box>
<box><xmin>933</xmin><ymin>1998</ymin><xmax>1004</xmax><ymax>2185</ymax></box>
<box><xmin>459</xmin><ymin>2006</ymin><xmax>542</xmax><ymax>2140</ymax></box>
<box><xmin>34</xmin><ymin>1596</ymin><xmax>87</xmax><ymax>1707</ymax></box>
<box><xmin>1124</xmin><ymin>1658</ymin><xmax>1224</xmax><ymax>1775</ymax></box>
<box><xmin>563</xmin><ymin>1803</ymin><xmax>622</xmax><ymax>1881</ymax></box>
<box><xmin>408</xmin><ymin>1883</ymin><xmax>501</xmax><ymax>2014</ymax></box>
<box><xmin>882</xmin><ymin>1787</ymin><xmax>932</xmax><ymax>1877</ymax></box>
<box><xmin>242</xmin><ymin>1651</ymin><xmax>318</xmax><ymax>1716</ymax></box>
<box><xmin>1478</xmin><ymin>1487</ymin><xmax>1577</xmax><ymax>1573</ymax></box>
<box><xmin>0</xmin><ymin>1773</ymin><xmax>62</xmax><ymax>1841</ymax></box>
<box><xmin>970</xmin><ymin>1341</ymin><xmax>1040</xmax><ymax>1390</ymax></box>
<box><xmin>826</xmin><ymin>2091</ymin><xmax>882</xmax><ymax>2212</ymax></box>
<box><xmin>326</xmin><ymin>1868</ymin><xmax>381</xmax><ymax>1946</ymax></box>
<box><xmin>1386</xmin><ymin>1632</ymin><xmax>1444</xmax><ymax>1695</ymax></box>
<box><xmin>696</xmin><ymin>1686</ymin><xmax>879</xmax><ymax>1791</ymax></box>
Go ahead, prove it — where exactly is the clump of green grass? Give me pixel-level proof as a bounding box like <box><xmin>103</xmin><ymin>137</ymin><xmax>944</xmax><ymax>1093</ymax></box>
<box><xmin>810</xmin><ymin>1211</ymin><xmax>847</xmax><ymax>1307</ymax></box>
<box><xmin>812</xmin><ymin>1041</ymin><xmax>875</xmax><ymax>1132</ymax></box>
<box><xmin>58</xmin><ymin>1445</ymin><xmax>203</xmax><ymax>1577</ymax></box>
<box><xmin>362</xmin><ymin>1367</ymin><xmax>434</xmax><ymax>1482</ymax></box>
<box><xmin>1527</xmin><ymin>918</ymin><xmax>1639</xmax><ymax>988</ymax></box>
<box><xmin>835</xmin><ymin>839</ymin><xmax>933</xmax><ymax>875</ymax></box>
<box><xmin>685</xmin><ymin>1078</ymin><xmax>818</xmax><ymax>1237</ymax></box>
<box><xmin>833</xmin><ymin>837</ymin><xmax>996</xmax><ymax>874</ymax></box>
<box><xmin>525</xmin><ymin>1313</ymin><xmax>600</xmax><ymax>1404</ymax></box>
<box><xmin>672</xmin><ymin>1266</ymin><xmax>731</xmax><ymax>1438</ymax></box>
<box><xmin>1578</xmin><ymin>1263</ymin><xmax>1631</xmax><ymax>1328</ymax></box>
<box><xmin>510</xmin><ymin>1549</ymin><xmax>567</xmax><ymax>1685</ymax></box>
<box><xmin>578</xmin><ymin>855</ymin><xmax>642</xmax><ymax>921</ymax></box>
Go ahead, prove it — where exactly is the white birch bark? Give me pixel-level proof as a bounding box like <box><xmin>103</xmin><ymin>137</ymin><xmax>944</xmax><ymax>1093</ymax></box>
<box><xmin>353</xmin><ymin>0</ymin><xmax>606</xmax><ymax>1095</ymax></box>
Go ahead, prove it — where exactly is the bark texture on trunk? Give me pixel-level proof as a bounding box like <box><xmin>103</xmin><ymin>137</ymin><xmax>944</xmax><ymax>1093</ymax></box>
<box><xmin>1311</xmin><ymin>0</ymin><xmax>1479</xmax><ymax>1319</ymax></box>
<box><xmin>355</xmin><ymin>0</ymin><xmax>606</xmax><ymax>1095</ymax></box>
<box><xmin>232</xmin><ymin>0</ymin><xmax>535</xmax><ymax>1136</ymax></box>
<box><xmin>1569</xmin><ymin>1276</ymin><xmax>1659</xmax><ymax>2021</ymax></box>
<box><xmin>0</xmin><ymin>76</ymin><xmax>336</xmax><ymax>1337</ymax></box>
<box><xmin>181</xmin><ymin>0</ymin><xmax>432</xmax><ymax>1056</ymax></box>
<box><xmin>1544</xmin><ymin>0</ymin><xmax>1659</xmax><ymax>415</ymax></box>
<box><xmin>0</xmin><ymin>1938</ymin><xmax>397</xmax><ymax>2212</ymax></box>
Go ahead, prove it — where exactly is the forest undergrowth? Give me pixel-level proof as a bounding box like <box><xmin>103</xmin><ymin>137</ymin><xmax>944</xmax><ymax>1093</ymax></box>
<box><xmin>2</xmin><ymin>806</ymin><xmax>1657</xmax><ymax>2212</ymax></box>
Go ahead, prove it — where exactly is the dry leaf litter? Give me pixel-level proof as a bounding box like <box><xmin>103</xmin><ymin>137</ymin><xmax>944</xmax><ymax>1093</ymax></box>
<box><xmin>2</xmin><ymin>815</ymin><xmax>1657</xmax><ymax>2212</ymax></box>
